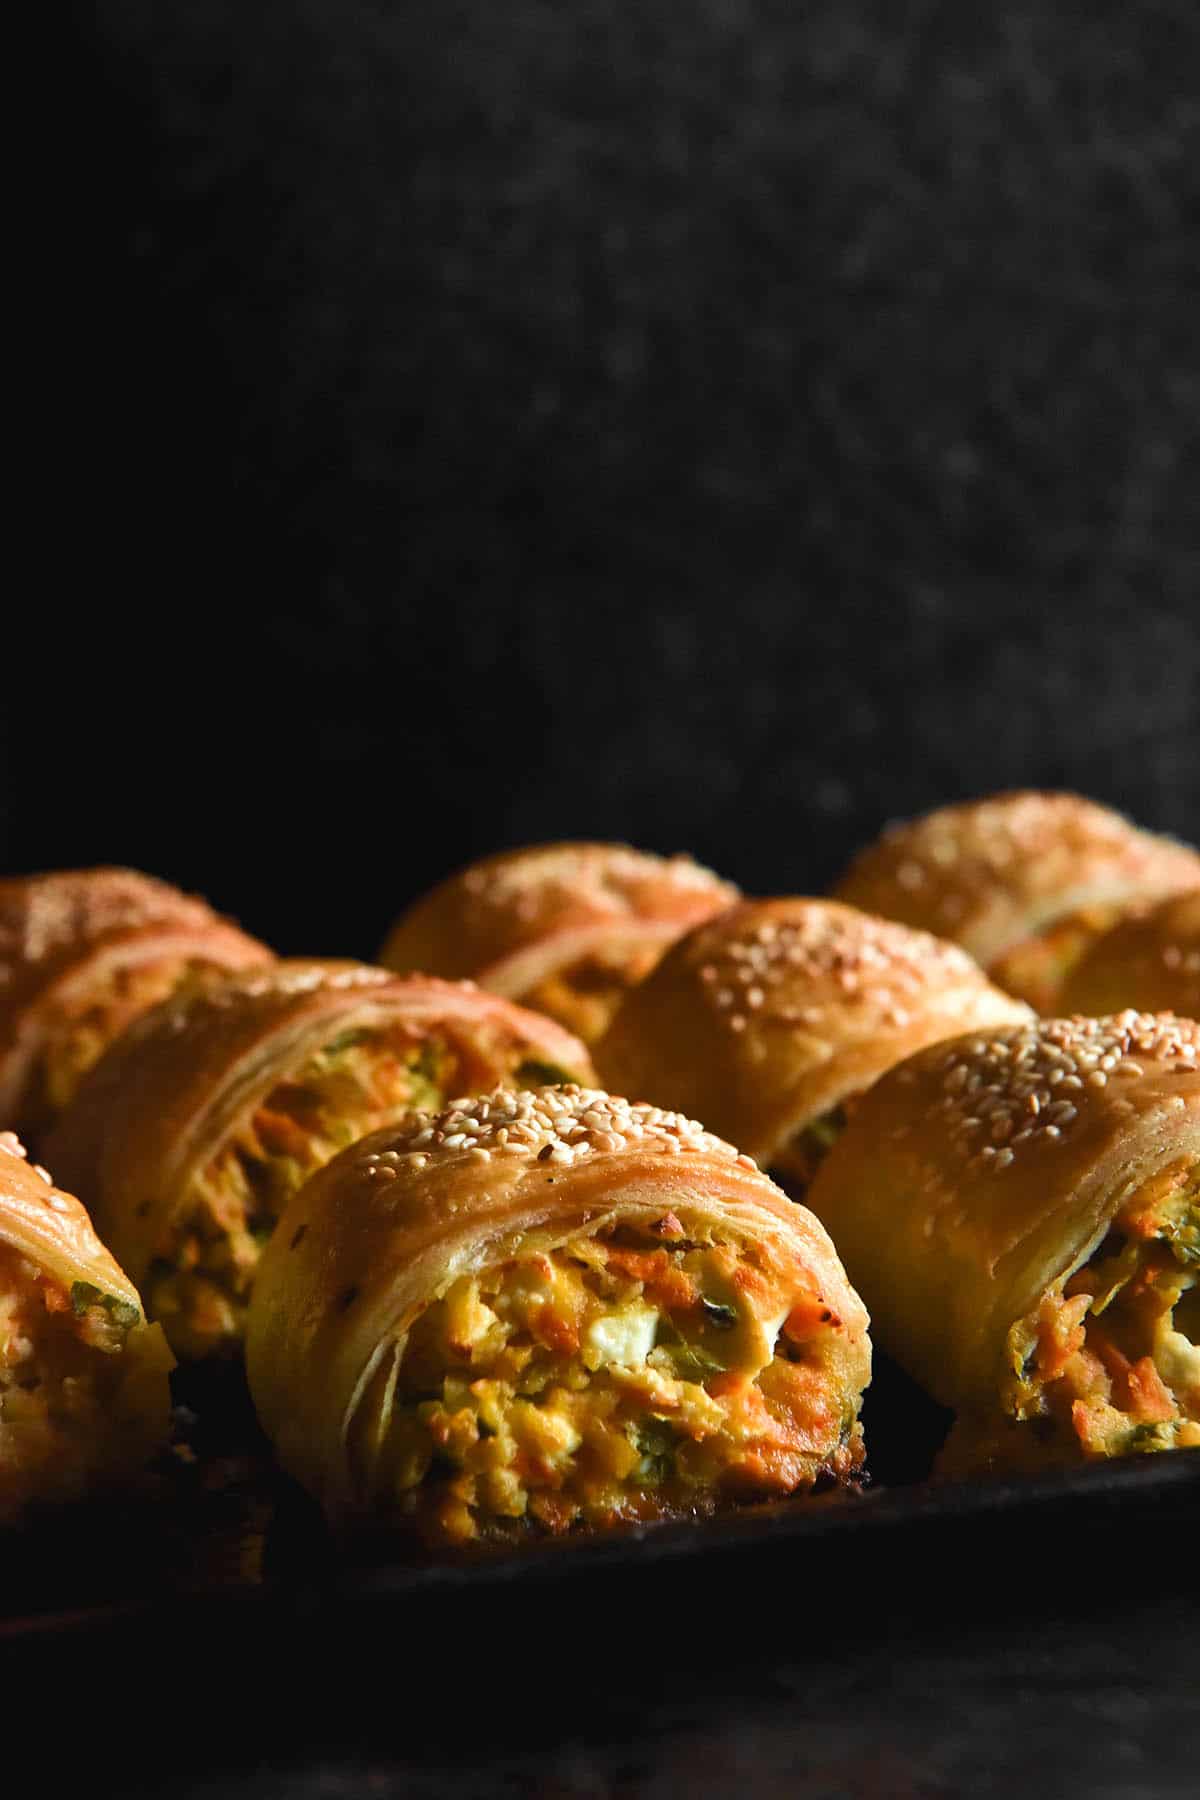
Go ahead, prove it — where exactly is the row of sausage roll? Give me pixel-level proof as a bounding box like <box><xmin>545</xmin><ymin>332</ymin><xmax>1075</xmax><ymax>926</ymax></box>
<box><xmin>5</xmin><ymin>810</ymin><xmax>1199</xmax><ymax>1536</ymax></box>
<box><xmin>6</xmin><ymin>1081</ymin><xmax>871</xmax><ymax>1541</ymax></box>
<box><xmin>0</xmin><ymin>873</ymin><xmax>873</xmax><ymax>1540</ymax></box>
<box><xmin>4</xmin><ymin>804</ymin><xmax>1197</xmax><ymax>1161</ymax></box>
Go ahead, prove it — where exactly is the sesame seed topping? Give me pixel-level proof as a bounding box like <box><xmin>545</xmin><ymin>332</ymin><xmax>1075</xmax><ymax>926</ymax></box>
<box><xmin>836</xmin><ymin>794</ymin><xmax>1200</xmax><ymax>958</ymax></box>
<box><xmin>344</xmin><ymin>1085</ymin><xmax>750</xmax><ymax>1176</ymax></box>
<box><xmin>912</xmin><ymin>1012</ymin><xmax>1198</xmax><ymax>1167</ymax></box>
<box><xmin>675</xmin><ymin>900</ymin><xmax>1015</xmax><ymax>1050</ymax></box>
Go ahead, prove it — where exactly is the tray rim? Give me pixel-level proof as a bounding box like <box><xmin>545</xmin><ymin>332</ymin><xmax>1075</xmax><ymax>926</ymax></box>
<box><xmin>2</xmin><ymin>1440</ymin><xmax>1196</xmax><ymax>1648</ymax></box>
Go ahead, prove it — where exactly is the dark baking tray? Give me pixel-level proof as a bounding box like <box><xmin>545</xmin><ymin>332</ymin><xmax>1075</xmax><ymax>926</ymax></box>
<box><xmin>2</xmin><ymin>1348</ymin><xmax>1197</xmax><ymax>1665</ymax></box>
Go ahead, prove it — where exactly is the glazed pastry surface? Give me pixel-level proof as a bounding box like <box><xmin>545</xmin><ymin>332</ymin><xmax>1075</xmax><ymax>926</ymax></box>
<box><xmin>247</xmin><ymin>1085</ymin><xmax>870</xmax><ymax>1543</ymax></box>
<box><xmin>1060</xmin><ymin>891</ymin><xmax>1200</xmax><ymax>1019</ymax></box>
<box><xmin>595</xmin><ymin>898</ymin><xmax>1031</xmax><ymax>1178</ymax></box>
<box><xmin>833</xmin><ymin>792</ymin><xmax>1200</xmax><ymax>1010</ymax></box>
<box><xmin>380</xmin><ymin>841</ymin><xmax>739</xmax><ymax>1043</ymax></box>
<box><xmin>804</xmin><ymin>1013</ymin><xmax>1200</xmax><ymax>1471</ymax></box>
<box><xmin>0</xmin><ymin>866</ymin><xmax>271</xmax><ymax>1143</ymax></box>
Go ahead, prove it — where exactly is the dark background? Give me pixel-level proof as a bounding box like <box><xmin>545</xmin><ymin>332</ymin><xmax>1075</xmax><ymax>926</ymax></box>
<box><xmin>11</xmin><ymin>1</ymin><xmax>1198</xmax><ymax>962</ymax></box>
<box><xmin>8</xmin><ymin>11</ymin><xmax>1200</xmax><ymax>1789</ymax></box>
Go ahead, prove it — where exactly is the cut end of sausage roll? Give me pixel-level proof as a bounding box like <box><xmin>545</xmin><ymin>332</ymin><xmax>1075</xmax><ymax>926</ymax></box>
<box><xmin>833</xmin><ymin>791</ymin><xmax>1200</xmax><ymax>1011</ymax></box>
<box><xmin>246</xmin><ymin>1086</ymin><xmax>871</xmax><ymax>1547</ymax></box>
<box><xmin>379</xmin><ymin>842</ymin><xmax>740</xmax><ymax>1044</ymax></box>
<box><xmin>0</xmin><ymin>1133</ymin><xmax>173</xmax><ymax>1522</ymax></box>
<box><xmin>0</xmin><ymin>866</ymin><xmax>272</xmax><ymax>1143</ymax></box>
<box><xmin>943</xmin><ymin>1157</ymin><xmax>1200</xmax><ymax>1470</ymax></box>
<box><xmin>46</xmin><ymin>964</ymin><xmax>595</xmax><ymax>1360</ymax></box>
<box><xmin>1058</xmin><ymin>890</ymin><xmax>1200</xmax><ymax>1021</ymax></box>
<box><xmin>804</xmin><ymin>1012</ymin><xmax>1200</xmax><ymax>1475</ymax></box>
<box><xmin>595</xmin><ymin>898</ymin><xmax>1031</xmax><ymax>1180</ymax></box>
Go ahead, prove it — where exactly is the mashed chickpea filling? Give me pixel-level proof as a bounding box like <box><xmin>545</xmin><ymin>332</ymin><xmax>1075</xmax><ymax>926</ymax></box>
<box><xmin>0</xmin><ymin>1240</ymin><xmax>142</xmax><ymax>1509</ymax></box>
<box><xmin>372</xmin><ymin>1222</ymin><xmax>864</xmax><ymax>1546</ymax></box>
<box><xmin>1002</xmin><ymin>1162</ymin><xmax>1200</xmax><ymax>1458</ymax></box>
<box><xmin>148</xmin><ymin>1035</ymin><xmax>584</xmax><ymax>1356</ymax></box>
<box><xmin>31</xmin><ymin>956</ymin><xmax>221</xmax><ymax>1131</ymax></box>
<box><xmin>148</xmin><ymin>1027</ymin><xmax>459</xmax><ymax>1355</ymax></box>
<box><xmin>524</xmin><ymin>944</ymin><xmax>664</xmax><ymax>1044</ymax></box>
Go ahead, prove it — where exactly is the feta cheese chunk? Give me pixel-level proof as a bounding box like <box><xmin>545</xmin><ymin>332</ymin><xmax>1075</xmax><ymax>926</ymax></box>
<box><xmin>583</xmin><ymin>1302</ymin><xmax>659</xmax><ymax>1371</ymax></box>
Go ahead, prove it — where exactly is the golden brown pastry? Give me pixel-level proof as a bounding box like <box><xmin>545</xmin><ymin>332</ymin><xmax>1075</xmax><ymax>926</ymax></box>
<box><xmin>379</xmin><ymin>842</ymin><xmax>740</xmax><ymax>1044</ymax></box>
<box><xmin>833</xmin><ymin>791</ymin><xmax>1200</xmax><ymax>1011</ymax></box>
<box><xmin>1059</xmin><ymin>891</ymin><xmax>1200</xmax><ymax>1019</ymax></box>
<box><xmin>246</xmin><ymin>1085</ymin><xmax>870</xmax><ymax>1545</ymax></box>
<box><xmin>595</xmin><ymin>899</ymin><xmax>1031</xmax><ymax>1187</ymax></box>
<box><xmin>0</xmin><ymin>1133</ymin><xmax>173</xmax><ymax>1522</ymax></box>
<box><xmin>46</xmin><ymin>962</ymin><xmax>594</xmax><ymax>1359</ymax></box>
<box><xmin>804</xmin><ymin>1013</ymin><xmax>1200</xmax><ymax>1472</ymax></box>
<box><xmin>0</xmin><ymin>867</ymin><xmax>271</xmax><ymax>1144</ymax></box>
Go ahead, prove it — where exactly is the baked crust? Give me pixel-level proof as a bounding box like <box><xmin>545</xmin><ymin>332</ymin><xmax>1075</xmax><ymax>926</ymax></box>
<box><xmin>245</xmin><ymin>1085</ymin><xmax>870</xmax><ymax>1524</ymax></box>
<box><xmin>594</xmin><ymin>898</ymin><xmax>1031</xmax><ymax>1167</ymax></box>
<box><xmin>832</xmin><ymin>792</ymin><xmax>1200</xmax><ymax>985</ymax></box>
<box><xmin>803</xmin><ymin>1013</ymin><xmax>1200</xmax><ymax>1415</ymax></box>
<box><xmin>379</xmin><ymin>842</ymin><xmax>739</xmax><ymax>1041</ymax></box>
<box><xmin>0</xmin><ymin>867</ymin><xmax>271</xmax><ymax>1137</ymax></box>
<box><xmin>1060</xmin><ymin>891</ymin><xmax>1200</xmax><ymax>1019</ymax></box>
<box><xmin>45</xmin><ymin>961</ymin><xmax>594</xmax><ymax>1302</ymax></box>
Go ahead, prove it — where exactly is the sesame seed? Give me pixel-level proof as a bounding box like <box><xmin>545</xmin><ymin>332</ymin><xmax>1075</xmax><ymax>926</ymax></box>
<box><xmin>904</xmin><ymin>1011</ymin><xmax>1198</xmax><ymax>1165</ymax></box>
<box><xmin>338</xmin><ymin>1085</ymin><xmax>752</xmax><ymax>1182</ymax></box>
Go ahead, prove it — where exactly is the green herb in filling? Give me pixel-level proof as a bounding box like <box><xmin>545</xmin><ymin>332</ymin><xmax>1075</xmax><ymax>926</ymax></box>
<box><xmin>633</xmin><ymin>1419</ymin><xmax>678</xmax><ymax>1481</ymax></box>
<box><xmin>516</xmin><ymin>1060</ymin><xmax>578</xmax><ymax>1089</ymax></box>
<box><xmin>69</xmin><ymin>1282</ymin><xmax>140</xmax><ymax>1330</ymax></box>
<box><xmin>700</xmin><ymin>1297</ymin><xmax>738</xmax><ymax>1331</ymax></box>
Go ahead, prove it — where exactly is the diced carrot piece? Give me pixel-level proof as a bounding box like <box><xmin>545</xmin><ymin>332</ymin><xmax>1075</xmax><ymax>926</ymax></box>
<box><xmin>531</xmin><ymin>1303</ymin><xmax>580</xmax><ymax>1358</ymax></box>
<box><xmin>1125</xmin><ymin>1355</ymin><xmax>1177</xmax><ymax>1422</ymax></box>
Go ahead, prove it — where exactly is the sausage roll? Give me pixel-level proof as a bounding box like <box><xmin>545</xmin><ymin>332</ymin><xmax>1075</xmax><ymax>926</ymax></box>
<box><xmin>246</xmin><ymin>1086</ymin><xmax>870</xmax><ymax>1546</ymax></box>
<box><xmin>1060</xmin><ymin>891</ymin><xmax>1200</xmax><ymax>1020</ymax></box>
<box><xmin>0</xmin><ymin>867</ymin><xmax>271</xmax><ymax>1144</ymax></box>
<box><xmin>1</xmin><ymin>1133</ymin><xmax>173</xmax><ymax>1522</ymax></box>
<box><xmin>595</xmin><ymin>899</ymin><xmax>1031</xmax><ymax>1189</ymax></box>
<box><xmin>379</xmin><ymin>842</ymin><xmax>740</xmax><ymax>1044</ymax></box>
<box><xmin>46</xmin><ymin>963</ymin><xmax>594</xmax><ymax>1360</ymax></box>
<box><xmin>833</xmin><ymin>791</ymin><xmax>1200</xmax><ymax>1012</ymax></box>
<box><xmin>804</xmin><ymin>1013</ymin><xmax>1200</xmax><ymax>1472</ymax></box>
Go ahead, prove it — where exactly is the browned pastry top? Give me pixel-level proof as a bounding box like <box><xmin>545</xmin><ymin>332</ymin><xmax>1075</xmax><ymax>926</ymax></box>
<box><xmin>833</xmin><ymin>791</ymin><xmax>1200</xmax><ymax>967</ymax></box>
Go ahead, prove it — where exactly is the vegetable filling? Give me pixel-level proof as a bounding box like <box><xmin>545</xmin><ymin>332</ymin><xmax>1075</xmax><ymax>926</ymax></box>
<box><xmin>372</xmin><ymin>1222</ymin><xmax>864</xmax><ymax>1546</ymax></box>
<box><xmin>774</xmin><ymin>1101</ymin><xmax>858</xmax><ymax>1192</ymax></box>
<box><xmin>524</xmin><ymin>944</ymin><xmax>665</xmax><ymax>1044</ymax></box>
<box><xmin>30</xmin><ymin>955</ymin><xmax>224</xmax><ymax>1133</ymax></box>
<box><xmin>988</xmin><ymin>903</ymin><xmax>1126</xmax><ymax>1011</ymax></box>
<box><xmin>0</xmin><ymin>1240</ymin><xmax>143</xmax><ymax>1511</ymax></box>
<box><xmin>1002</xmin><ymin>1162</ymin><xmax>1200</xmax><ymax>1457</ymax></box>
<box><xmin>148</xmin><ymin>1035</ymin><xmax>586</xmax><ymax>1357</ymax></box>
